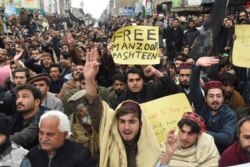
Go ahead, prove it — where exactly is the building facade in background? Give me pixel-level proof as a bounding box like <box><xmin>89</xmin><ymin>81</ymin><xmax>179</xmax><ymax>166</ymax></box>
<box><xmin>43</xmin><ymin>0</ymin><xmax>72</xmax><ymax>15</ymax></box>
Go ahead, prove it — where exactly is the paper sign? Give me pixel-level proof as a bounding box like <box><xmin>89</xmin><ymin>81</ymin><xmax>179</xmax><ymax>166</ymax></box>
<box><xmin>232</xmin><ymin>25</ymin><xmax>250</xmax><ymax>68</ymax></box>
<box><xmin>111</xmin><ymin>26</ymin><xmax>160</xmax><ymax>65</ymax></box>
<box><xmin>141</xmin><ymin>93</ymin><xmax>192</xmax><ymax>143</ymax></box>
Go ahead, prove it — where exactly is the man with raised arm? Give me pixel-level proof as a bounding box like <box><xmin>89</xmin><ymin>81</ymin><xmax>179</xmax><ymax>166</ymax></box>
<box><xmin>84</xmin><ymin>48</ymin><xmax>161</xmax><ymax>167</ymax></box>
<box><xmin>189</xmin><ymin>56</ymin><xmax>237</xmax><ymax>153</ymax></box>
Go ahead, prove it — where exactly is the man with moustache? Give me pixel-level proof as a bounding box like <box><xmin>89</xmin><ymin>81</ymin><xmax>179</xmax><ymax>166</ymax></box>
<box><xmin>24</xmin><ymin>51</ymin><xmax>54</xmax><ymax>74</ymax></box>
<box><xmin>13</xmin><ymin>67</ymin><xmax>31</xmax><ymax>87</ymax></box>
<box><xmin>0</xmin><ymin>67</ymin><xmax>30</xmax><ymax>116</ymax></box>
<box><xmin>219</xmin><ymin>116</ymin><xmax>250</xmax><ymax>166</ymax></box>
<box><xmin>219</xmin><ymin>72</ymin><xmax>245</xmax><ymax>110</ymax></box>
<box><xmin>10</xmin><ymin>84</ymin><xmax>47</xmax><ymax>149</ymax></box>
<box><xmin>58</xmin><ymin>63</ymin><xmax>84</xmax><ymax>100</ymax></box>
<box><xmin>28</xmin><ymin>73</ymin><xmax>64</xmax><ymax>112</ymax></box>
<box><xmin>115</xmin><ymin>66</ymin><xmax>179</xmax><ymax>108</ymax></box>
<box><xmin>83</xmin><ymin>48</ymin><xmax>161</xmax><ymax>166</ymax></box>
<box><xmin>20</xmin><ymin>111</ymin><xmax>97</xmax><ymax>167</ymax></box>
<box><xmin>108</xmin><ymin>72</ymin><xmax>126</xmax><ymax>109</ymax></box>
<box><xmin>158</xmin><ymin>112</ymin><xmax>220</xmax><ymax>167</ymax></box>
<box><xmin>48</xmin><ymin>63</ymin><xmax>68</xmax><ymax>94</ymax></box>
<box><xmin>189</xmin><ymin>56</ymin><xmax>237</xmax><ymax>153</ymax></box>
<box><xmin>178</xmin><ymin>62</ymin><xmax>193</xmax><ymax>104</ymax></box>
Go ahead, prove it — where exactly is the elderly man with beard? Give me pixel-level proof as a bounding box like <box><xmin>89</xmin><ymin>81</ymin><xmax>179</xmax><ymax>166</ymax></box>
<box><xmin>190</xmin><ymin>56</ymin><xmax>237</xmax><ymax>154</ymax></box>
<box><xmin>58</xmin><ymin>63</ymin><xmax>84</xmax><ymax>100</ymax></box>
<box><xmin>219</xmin><ymin>116</ymin><xmax>250</xmax><ymax>166</ymax></box>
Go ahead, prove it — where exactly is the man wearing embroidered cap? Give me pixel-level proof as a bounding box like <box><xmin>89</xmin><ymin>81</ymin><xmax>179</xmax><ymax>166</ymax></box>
<box><xmin>158</xmin><ymin>112</ymin><xmax>220</xmax><ymax>167</ymax></box>
<box><xmin>189</xmin><ymin>56</ymin><xmax>237</xmax><ymax>154</ymax></box>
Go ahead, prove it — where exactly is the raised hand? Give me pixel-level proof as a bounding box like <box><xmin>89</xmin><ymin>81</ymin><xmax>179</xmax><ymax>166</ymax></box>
<box><xmin>66</xmin><ymin>32</ymin><xmax>74</xmax><ymax>43</ymax></box>
<box><xmin>144</xmin><ymin>65</ymin><xmax>164</xmax><ymax>78</ymax></box>
<box><xmin>107</xmin><ymin>42</ymin><xmax>113</xmax><ymax>55</ymax></box>
<box><xmin>160</xmin><ymin>128</ymin><xmax>178</xmax><ymax>165</ymax></box>
<box><xmin>144</xmin><ymin>65</ymin><xmax>156</xmax><ymax>77</ymax></box>
<box><xmin>84</xmin><ymin>48</ymin><xmax>100</xmax><ymax>98</ymax></box>
<box><xmin>84</xmin><ymin>48</ymin><xmax>100</xmax><ymax>81</ymax></box>
<box><xmin>34</xmin><ymin>53</ymin><xmax>46</xmax><ymax>61</ymax></box>
<box><xmin>165</xmin><ymin>128</ymin><xmax>178</xmax><ymax>154</ymax></box>
<box><xmin>13</xmin><ymin>49</ymin><xmax>24</xmax><ymax>62</ymax></box>
<box><xmin>196</xmin><ymin>56</ymin><xmax>219</xmax><ymax>67</ymax></box>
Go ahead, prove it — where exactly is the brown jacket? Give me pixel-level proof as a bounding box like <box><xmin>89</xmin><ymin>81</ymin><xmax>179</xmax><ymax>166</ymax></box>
<box><xmin>58</xmin><ymin>78</ymin><xmax>78</xmax><ymax>100</ymax></box>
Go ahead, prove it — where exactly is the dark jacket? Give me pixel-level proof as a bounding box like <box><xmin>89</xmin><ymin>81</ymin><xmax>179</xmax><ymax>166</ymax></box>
<box><xmin>178</xmin><ymin>85</ymin><xmax>192</xmax><ymax>105</ymax></box>
<box><xmin>190</xmin><ymin>65</ymin><xmax>237</xmax><ymax>153</ymax></box>
<box><xmin>49</xmin><ymin>77</ymin><xmax>68</xmax><ymax>94</ymax></box>
<box><xmin>116</xmin><ymin>75</ymin><xmax>179</xmax><ymax>107</ymax></box>
<box><xmin>24</xmin><ymin>57</ymin><xmax>48</xmax><ymax>74</ymax></box>
<box><xmin>217</xmin><ymin>26</ymin><xmax>235</xmax><ymax>54</ymax></box>
<box><xmin>183</xmin><ymin>27</ymin><xmax>199</xmax><ymax>47</ymax></box>
<box><xmin>165</xmin><ymin>26</ymin><xmax>184</xmax><ymax>51</ymax></box>
<box><xmin>0</xmin><ymin>86</ymin><xmax>16</xmax><ymax>116</ymax></box>
<box><xmin>10</xmin><ymin>106</ymin><xmax>48</xmax><ymax>150</ymax></box>
<box><xmin>26</xmin><ymin>139</ymin><xmax>97</xmax><ymax>167</ymax></box>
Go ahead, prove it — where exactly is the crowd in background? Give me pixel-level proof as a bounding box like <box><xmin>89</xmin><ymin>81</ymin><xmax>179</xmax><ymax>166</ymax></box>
<box><xmin>0</xmin><ymin>5</ymin><xmax>250</xmax><ymax>167</ymax></box>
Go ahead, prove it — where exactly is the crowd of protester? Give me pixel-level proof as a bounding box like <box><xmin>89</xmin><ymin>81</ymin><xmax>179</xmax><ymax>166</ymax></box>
<box><xmin>0</xmin><ymin>5</ymin><xmax>250</xmax><ymax>167</ymax></box>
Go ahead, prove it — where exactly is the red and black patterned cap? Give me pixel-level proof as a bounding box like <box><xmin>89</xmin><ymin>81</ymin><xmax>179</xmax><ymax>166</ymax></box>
<box><xmin>179</xmin><ymin>62</ymin><xmax>192</xmax><ymax>70</ymax></box>
<box><xmin>182</xmin><ymin>112</ymin><xmax>206</xmax><ymax>132</ymax></box>
<box><xmin>204</xmin><ymin>80</ymin><xmax>223</xmax><ymax>91</ymax></box>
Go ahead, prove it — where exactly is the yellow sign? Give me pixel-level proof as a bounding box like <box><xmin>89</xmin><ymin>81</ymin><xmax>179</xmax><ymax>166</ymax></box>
<box><xmin>141</xmin><ymin>93</ymin><xmax>192</xmax><ymax>144</ymax></box>
<box><xmin>232</xmin><ymin>25</ymin><xmax>250</xmax><ymax>68</ymax></box>
<box><xmin>111</xmin><ymin>26</ymin><xmax>160</xmax><ymax>65</ymax></box>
